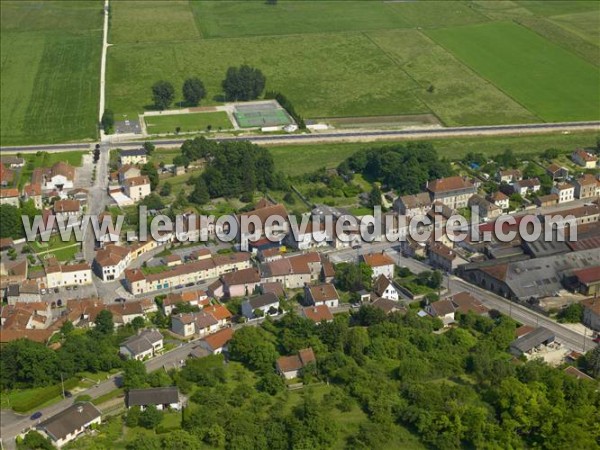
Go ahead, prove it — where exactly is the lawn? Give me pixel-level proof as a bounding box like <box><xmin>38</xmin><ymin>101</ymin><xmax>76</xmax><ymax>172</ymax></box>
<box><xmin>366</xmin><ymin>29</ymin><xmax>538</xmax><ymax>126</ymax></box>
<box><xmin>31</xmin><ymin>234</ymin><xmax>81</xmax><ymax>262</ymax></box>
<box><xmin>144</xmin><ymin>112</ymin><xmax>232</xmax><ymax>135</ymax></box>
<box><xmin>386</xmin><ymin>0</ymin><xmax>490</xmax><ymax>28</ymax></box>
<box><xmin>0</xmin><ymin>1</ymin><xmax>102</xmax><ymax>146</ymax></box>
<box><xmin>106</xmin><ymin>32</ymin><xmax>428</xmax><ymax>120</ymax></box>
<box><xmin>268</xmin><ymin>131</ymin><xmax>600</xmax><ymax>176</ymax></box>
<box><xmin>1</xmin><ymin>378</ymin><xmax>79</xmax><ymax>413</ymax></box>
<box><xmin>427</xmin><ymin>22</ymin><xmax>600</xmax><ymax>122</ymax></box>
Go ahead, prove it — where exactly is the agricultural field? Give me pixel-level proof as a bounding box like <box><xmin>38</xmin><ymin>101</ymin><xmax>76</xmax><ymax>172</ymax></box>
<box><xmin>0</xmin><ymin>1</ymin><xmax>103</xmax><ymax>146</ymax></box>
<box><xmin>427</xmin><ymin>22</ymin><xmax>600</xmax><ymax>122</ymax></box>
<box><xmin>144</xmin><ymin>111</ymin><xmax>232</xmax><ymax>135</ymax></box>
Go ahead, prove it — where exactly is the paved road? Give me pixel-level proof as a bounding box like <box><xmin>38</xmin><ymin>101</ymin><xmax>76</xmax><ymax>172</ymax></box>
<box><xmin>1</xmin><ymin>120</ymin><xmax>599</xmax><ymax>153</ymax></box>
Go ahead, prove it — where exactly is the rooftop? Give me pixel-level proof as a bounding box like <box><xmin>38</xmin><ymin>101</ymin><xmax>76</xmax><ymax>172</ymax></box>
<box><xmin>127</xmin><ymin>387</ymin><xmax>179</xmax><ymax>407</ymax></box>
<box><xmin>38</xmin><ymin>402</ymin><xmax>101</xmax><ymax>441</ymax></box>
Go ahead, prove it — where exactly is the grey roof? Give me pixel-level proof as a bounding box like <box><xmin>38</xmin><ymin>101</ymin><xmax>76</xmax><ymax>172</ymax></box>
<box><xmin>522</xmin><ymin>236</ymin><xmax>570</xmax><ymax>258</ymax></box>
<box><xmin>189</xmin><ymin>346</ymin><xmax>210</xmax><ymax>358</ymax></box>
<box><xmin>194</xmin><ymin>312</ymin><xmax>218</xmax><ymax>329</ymax></box>
<box><xmin>247</xmin><ymin>292</ymin><xmax>279</xmax><ymax>309</ymax></box>
<box><xmin>127</xmin><ymin>387</ymin><xmax>179</xmax><ymax>407</ymax></box>
<box><xmin>510</xmin><ymin>327</ymin><xmax>555</xmax><ymax>354</ymax></box>
<box><xmin>38</xmin><ymin>402</ymin><xmax>101</xmax><ymax>441</ymax></box>
<box><xmin>121</xmin><ymin>329</ymin><xmax>163</xmax><ymax>356</ymax></box>
<box><xmin>120</xmin><ymin>148</ymin><xmax>147</xmax><ymax>157</ymax></box>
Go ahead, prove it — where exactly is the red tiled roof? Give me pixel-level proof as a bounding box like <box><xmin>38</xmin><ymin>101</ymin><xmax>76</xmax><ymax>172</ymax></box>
<box><xmin>307</xmin><ymin>283</ymin><xmax>338</xmax><ymax>303</ymax></box>
<box><xmin>302</xmin><ymin>305</ymin><xmax>333</xmax><ymax>323</ymax></box>
<box><xmin>573</xmin><ymin>266</ymin><xmax>600</xmax><ymax>285</ymax></box>
<box><xmin>202</xmin><ymin>327</ymin><xmax>234</xmax><ymax>350</ymax></box>
<box><xmin>362</xmin><ymin>252</ymin><xmax>394</xmax><ymax>267</ymax></box>
<box><xmin>427</xmin><ymin>176</ymin><xmax>473</xmax><ymax>193</ymax></box>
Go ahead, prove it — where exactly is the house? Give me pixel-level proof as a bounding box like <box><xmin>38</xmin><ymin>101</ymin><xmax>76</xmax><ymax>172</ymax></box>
<box><xmin>22</xmin><ymin>183</ymin><xmax>43</xmax><ymax>209</ymax></box>
<box><xmin>171</xmin><ymin>312</ymin><xmax>219</xmax><ymax>337</ymax></box>
<box><xmin>426</xmin><ymin>176</ymin><xmax>476</xmax><ymax>209</ymax></box>
<box><xmin>573</xmin><ymin>174</ymin><xmax>600</xmax><ymax>200</ymax></box>
<box><xmin>261</xmin><ymin>257</ymin><xmax>309</xmax><ymax>289</ymax></box>
<box><xmin>123</xmin><ymin>176</ymin><xmax>151</xmax><ymax>202</ymax></box>
<box><xmin>94</xmin><ymin>244</ymin><xmax>131</xmax><ymax>281</ymax></box>
<box><xmin>276</xmin><ymin>348</ymin><xmax>316</xmax><ymax>380</ymax></box>
<box><xmin>373</xmin><ymin>275</ymin><xmax>400</xmax><ymax>301</ymax></box>
<box><xmin>199</xmin><ymin>327</ymin><xmax>234</xmax><ymax>355</ymax></box>
<box><xmin>551</xmin><ymin>183</ymin><xmax>575</xmax><ymax>204</ymax></box>
<box><xmin>0</xmin><ymin>163</ymin><xmax>15</xmax><ymax>187</ymax></box>
<box><xmin>53</xmin><ymin>199</ymin><xmax>82</xmax><ymax>221</ymax></box>
<box><xmin>33</xmin><ymin>162</ymin><xmax>76</xmax><ymax>191</ymax></box>
<box><xmin>304</xmin><ymin>283</ymin><xmax>339</xmax><ymax>308</ymax></box>
<box><xmin>509</xmin><ymin>327</ymin><xmax>555</xmax><ymax>357</ymax></box>
<box><xmin>70</xmin><ymin>188</ymin><xmax>88</xmax><ymax>205</ymax></box>
<box><xmin>371</xmin><ymin>297</ymin><xmax>407</xmax><ymax>315</ymax></box>
<box><xmin>119</xmin><ymin>148</ymin><xmax>147</xmax><ymax>166</ymax></box>
<box><xmin>301</xmin><ymin>304</ymin><xmax>333</xmax><ymax>323</ymax></box>
<box><xmin>241</xmin><ymin>292</ymin><xmax>280</xmax><ymax>319</ymax></box>
<box><xmin>426</xmin><ymin>299</ymin><xmax>455</xmax><ymax>326</ymax></box>
<box><xmin>164</xmin><ymin>254</ymin><xmax>182</xmax><ymax>267</ymax></box>
<box><xmin>261</xmin><ymin>281</ymin><xmax>285</xmax><ymax>298</ymax></box>
<box><xmin>571</xmin><ymin>267</ymin><xmax>600</xmax><ymax>296</ymax></box>
<box><xmin>571</xmin><ymin>149</ymin><xmax>598</xmax><ymax>169</ymax></box>
<box><xmin>468</xmin><ymin>195</ymin><xmax>502</xmax><ymax>221</ymax></box>
<box><xmin>393</xmin><ymin>192</ymin><xmax>432</xmax><ymax>217</ymax></box>
<box><xmin>581</xmin><ymin>297</ymin><xmax>600</xmax><ymax>331</ymax></box>
<box><xmin>117</xmin><ymin>164</ymin><xmax>141</xmax><ymax>183</ymax></box>
<box><xmin>428</xmin><ymin>242</ymin><xmax>466</xmax><ymax>272</ymax></box>
<box><xmin>546</xmin><ymin>163</ymin><xmax>569</xmax><ymax>181</ymax></box>
<box><xmin>512</xmin><ymin>178</ymin><xmax>541</xmax><ymax>196</ymax></box>
<box><xmin>361</xmin><ymin>252</ymin><xmax>395</xmax><ymax>279</ymax></box>
<box><xmin>203</xmin><ymin>304</ymin><xmax>233</xmax><ymax>327</ymax></box>
<box><xmin>236</xmin><ymin>199</ymin><xmax>289</xmax><ymax>246</ymax></box>
<box><xmin>127</xmin><ymin>387</ymin><xmax>181</xmax><ymax>411</ymax></box>
<box><xmin>496</xmin><ymin>169</ymin><xmax>522</xmax><ymax>183</ymax></box>
<box><xmin>487</xmin><ymin>191</ymin><xmax>509</xmax><ymax>211</ymax></box>
<box><xmin>162</xmin><ymin>289</ymin><xmax>209</xmax><ymax>315</ymax></box>
<box><xmin>37</xmin><ymin>402</ymin><xmax>102</xmax><ymax>448</ymax></box>
<box><xmin>446</xmin><ymin>291</ymin><xmax>488</xmax><ymax>316</ymax></box>
<box><xmin>0</xmin><ymin>156</ymin><xmax>25</xmax><ymax>168</ymax></box>
<box><xmin>45</xmin><ymin>260</ymin><xmax>93</xmax><ymax>289</ymax></box>
<box><xmin>0</xmin><ymin>188</ymin><xmax>19</xmax><ymax>207</ymax></box>
<box><xmin>287</xmin><ymin>220</ymin><xmax>329</xmax><ymax>250</ymax></box>
<box><xmin>534</xmin><ymin>194</ymin><xmax>559</xmax><ymax>207</ymax></box>
<box><xmin>119</xmin><ymin>329</ymin><xmax>163</xmax><ymax>360</ymax></box>
<box><xmin>220</xmin><ymin>268</ymin><xmax>261</xmax><ymax>298</ymax></box>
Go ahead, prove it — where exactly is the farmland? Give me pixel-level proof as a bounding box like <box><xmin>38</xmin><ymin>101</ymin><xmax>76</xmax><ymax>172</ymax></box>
<box><xmin>427</xmin><ymin>22</ymin><xmax>600</xmax><ymax>122</ymax></box>
<box><xmin>0</xmin><ymin>1</ymin><xmax>103</xmax><ymax>146</ymax></box>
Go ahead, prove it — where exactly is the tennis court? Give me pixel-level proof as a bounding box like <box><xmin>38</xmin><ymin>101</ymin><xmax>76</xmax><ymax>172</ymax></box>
<box><xmin>233</xmin><ymin>101</ymin><xmax>294</xmax><ymax>128</ymax></box>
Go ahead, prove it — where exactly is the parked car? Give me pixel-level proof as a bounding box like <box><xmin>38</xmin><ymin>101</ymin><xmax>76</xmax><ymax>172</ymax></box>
<box><xmin>53</xmin><ymin>288</ymin><xmax>59</xmax><ymax>293</ymax></box>
<box><xmin>30</xmin><ymin>412</ymin><xmax>42</xmax><ymax>420</ymax></box>
<box><xmin>115</xmin><ymin>298</ymin><xmax>126</xmax><ymax>303</ymax></box>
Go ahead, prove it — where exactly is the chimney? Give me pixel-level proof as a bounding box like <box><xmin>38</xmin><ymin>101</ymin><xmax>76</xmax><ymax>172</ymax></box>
<box><xmin>77</xmin><ymin>405</ymin><xmax>83</xmax><ymax>413</ymax></box>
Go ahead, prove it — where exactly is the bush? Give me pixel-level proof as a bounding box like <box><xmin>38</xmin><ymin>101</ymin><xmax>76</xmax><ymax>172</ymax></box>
<box><xmin>264</xmin><ymin>91</ymin><xmax>306</xmax><ymax>129</ymax></box>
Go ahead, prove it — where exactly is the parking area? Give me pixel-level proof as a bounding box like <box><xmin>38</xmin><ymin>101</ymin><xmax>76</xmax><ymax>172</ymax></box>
<box><xmin>41</xmin><ymin>283</ymin><xmax>98</xmax><ymax>305</ymax></box>
<box><xmin>115</xmin><ymin>118</ymin><xmax>142</xmax><ymax>135</ymax></box>
<box><xmin>75</xmin><ymin>153</ymin><xmax>94</xmax><ymax>189</ymax></box>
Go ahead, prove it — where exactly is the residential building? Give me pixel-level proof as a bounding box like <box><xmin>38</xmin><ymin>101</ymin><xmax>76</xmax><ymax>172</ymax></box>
<box><xmin>301</xmin><ymin>304</ymin><xmax>334</xmax><ymax>323</ymax></box>
<box><xmin>287</xmin><ymin>220</ymin><xmax>329</xmax><ymax>250</ymax></box>
<box><xmin>429</xmin><ymin>242</ymin><xmax>466</xmax><ymax>272</ymax></box>
<box><xmin>53</xmin><ymin>199</ymin><xmax>82</xmax><ymax>221</ymax></box>
<box><xmin>119</xmin><ymin>329</ymin><xmax>163</xmax><ymax>360</ymax></box>
<box><xmin>534</xmin><ymin>194</ymin><xmax>559</xmax><ymax>207</ymax></box>
<box><xmin>487</xmin><ymin>191</ymin><xmax>509</xmax><ymax>210</ymax></box>
<box><xmin>199</xmin><ymin>327</ymin><xmax>234</xmax><ymax>355</ymax></box>
<box><xmin>127</xmin><ymin>387</ymin><xmax>181</xmax><ymax>411</ymax></box>
<box><xmin>37</xmin><ymin>402</ymin><xmax>101</xmax><ymax>448</ymax></box>
<box><xmin>571</xmin><ymin>149</ymin><xmax>598</xmax><ymax>169</ymax></box>
<box><xmin>236</xmin><ymin>199</ymin><xmax>289</xmax><ymax>246</ymax></box>
<box><xmin>276</xmin><ymin>348</ymin><xmax>316</xmax><ymax>379</ymax></box>
<box><xmin>509</xmin><ymin>327</ymin><xmax>555</xmax><ymax>357</ymax></box>
<box><xmin>393</xmin><ymin>192</ymin><xmax>432</xmax><ymax>217</ymax></box>
<box><xmin>551</xmin><ymin>183</ymin><xmax>575</xmax><ymax>204</ymax></box>
<box><xmin>496</xmin><ymin>169</ymin><xmax>522</xmax><ymax>183</ymax></box>
<box><xmin>446</xmin><ymin>291</ymin><xmax>489</xmax><ymax>316</ymax></box>
<box><xmin>426</xmin><ymin>176</ymin><xmax>476</xmax><ymax>209</ymax></box>
<box><xmin>117</xmin><ymin>164</ymin><xmax>141</xmax><ymax>183</ymax></box>
<box><xmin>260</xmin><ymin>252</ymin><xmax>322</xmax><ymax>289</ymax></box>
<box><xmin>108</xmin><ymin>301</ymin><xmax>146</xmax><ymax>326</ymax></box>
<box><xmin>304</xmin><ymin>283</ymin><xmax>339</xmax><ymax>308</ymax></box>
<box><xmin>162</xmin><ymin>289</ymin><xmax>209</xmax><ymax>315</ymax></box>
<box><xmin>203</xmin><ymin>304</ymin><xmax>233</xmax><ymax>327</ymax></box>
<box><xmin>361</xmin><ymin>252</ymin><xmax>395</xmax><ymax>279</ymax></box>
<box><xmin>119</xmin><ymin>148</ymin><xmax>147</xmax><ymax>166</ymax></box>
<box><xmin>468</xmin><ymin>195</ymin><xmax>502</xmax><ymax>221</ymax></box>
<box><xmin>241</xmin><ymin>292</ymin><xmax>280</xmax><ymax>319</ymax></box>
<box><xmin>512</xmin><ymin>178</ymin><xmax>541</xmax><ymax>196</ymax></box>
<box><xmin>426</xmin><ymin>299</ymin><xmax>455</xmax><ymax>326</ymax></box>
<box><xmin>0</xmin><ymin>156</ymin><xmax>24</xmax><ymax>168</ymax></box>
<box><xmin>563</xmin><ymin>366</ymin><xmax>594</xmax><ymax>381</ymax></box>
<box><xmin>581</xmin><ymin>297</ymin><xmax>600</xmax><ymax>332</ymax></box>
<box><xmin>573</xmin><ymin>174</ymin><xmax>600</xmax><ymax>199</ymax></box>
<box><xmin>371</xmin><ymin>297</ymin><xmax>406</xmax><ymax>315</ymax></box>
<box><xmin>0</xmin><ymin>188</ymin><xmax>19</xmax><ymax>207</ymax></box>
<box><xmin>373</xmin><ymin>275</ymin><xmax>400</xmax><ymax>301</ymax></box>
<box><xmin>0</xmin><ymin>163</ymin><xmax>15</xmax><ymax>187</ymax></box>
<box><xmin>32</xmin><ymin>162</ymin><xmax>75</xmax><ymax>191</ymax></box>
<box><xmin>22</xmin><ymin>183</ymin><xmax>43</xmax><ymax>209</ymax></box>
<box><xmin>123</xmin><ymin>176</ymin><xmax>151</xmax><ymax>202</ymax></box>
<box><xmin>171</xmin><ymin>312</ymin><xmax>218</xmax><ymax>337</ymax></box>
<box><xmin>220</xmin><ymin>267</ymin><xmax>261</xmax><ymax>298</ymax></box>
<box><xmin>545</xmin><ymin>163</ymin><xmax>569</xmax><ymax>181</ymax></box>
<box><xmin>94</xmin><ymin>244</ymin><xmax>131</xmax><ymax>281</ymax></box>
<box><xmin>45</xmin><ymin>260</ymin><xmax>92</xmax><ymax>289</ymax></box>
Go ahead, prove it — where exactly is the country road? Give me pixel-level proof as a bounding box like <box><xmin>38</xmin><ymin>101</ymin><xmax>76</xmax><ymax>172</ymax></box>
<box><xmin>1</xmin><ymin>120</ymin><xmax>599</xmax><ymax>153</ymax></box>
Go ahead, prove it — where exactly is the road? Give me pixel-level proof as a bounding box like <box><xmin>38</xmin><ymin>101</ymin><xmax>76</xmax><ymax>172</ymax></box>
<box><xmin>1</xmin><ymin>120</ymin><xmax>599</xmax><ymax>153</ymax></box>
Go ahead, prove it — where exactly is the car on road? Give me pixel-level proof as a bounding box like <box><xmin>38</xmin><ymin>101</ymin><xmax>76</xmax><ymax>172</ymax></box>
<box><xmin>30</xmin><ymin>412</ymin><xmax>42</xmax><ymax>420</ymax></box>
<box><xmin>185</xmin><ymin>282</ymin><xmax>194</xmax><ymax>287</ymax></box>
<box><xmin>53</xmin><ymin>288</ymin><xmax>59</xmax><ymax>293</ymax></box>
<box><xmin>593</xmin><ymin>336</ymin><xmax>600</xmax><ymax>344</ymax></box>
<box><xmin>115</xmin><ymin>298</ymin><xmax>126</xmax><ymax>303</ymax></box>
<box><xmin>352</xmin><ymin>245</ymin><xmax>362</xmax><ymax>250</ymax></box>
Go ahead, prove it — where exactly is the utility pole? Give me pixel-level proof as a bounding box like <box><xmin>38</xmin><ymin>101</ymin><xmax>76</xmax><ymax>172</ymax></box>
<box><xmin>583</xmin><ymin>326</ymin><xmax>586</xmax><ymax>353</ymax></box>
<box><xmin>61</xmin><ymin>372</ymin><xmax>65</xmax><ymax>398</ymax></box>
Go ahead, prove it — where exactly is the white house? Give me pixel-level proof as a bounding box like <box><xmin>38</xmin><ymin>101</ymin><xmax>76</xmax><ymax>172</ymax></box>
<box><xmin>93</xmin><ymin>244</ymin><xmax>131</xmax><ymax>281</ymax></box>
<box><xmin>572</xmin><ymin>149</ymin><xmax>598</xmax><ymax>169</ymax></box>
<box><xmin>304</xmin><ymin>283</ymin><xmax>339</xmax><ymax>308</ymax></box>
<box><xmin>361</xmin><ymin>252</ymin><xmax>395</xmax><ymax>279</ymax></box>
<box><xmin>512</xmin><ymin>178</ymin><xmax>541</xmax><ymax>196</ymax></box>
<box><xmin>276</xmin><ymin>348</ymin><xmax>316</xmax><ymax>380</ymax></box>
<box><xmin>119</xmin><ymin>329</ymin><xmax>163</xmax><ymax>360</ymax></box>
<box><xmin>119</xmin><ymin>148</ymin><xmax>148</xmax><ymax>166</ymax></box>
<box><xmin>53</xmin><ymin>199</ymin><xmax>82</xmax><ymax>222</ymax></box>
<box><xmin>199</xmin><ymin>327</ymin><xmax>234</xmax><ymax>355</ymax></box>
<box><xmin>241</xmin><ymin>292</ymin><xmax>280</xmax><ymax>319</ymax></box>
<box><xmin>123</xmin><ymin>176</ymin><xmax>151</xmax><ymax>202</ymax></box>
<box><xmin>171</xmin><ymin>312</ymin><xmax>218</xmax><ymax>338</ymax></box>
<box><xmin>127</xmin><ymin>387</ymin><xmax>181</xmax><ymax>411</ymax></box>
<box><xmin>373</xmin><ymin>275</ymin><xmax>400</xmax><ymax>301</ymax></box>
<box><xmin>45</xmin><ymin>261</ymin><xmax>93</xmax><ymax>289</ymax></box>
<box><xmin>426</xmin><ymin>299</ymin><xmax>455</xmax><ymax>326</ymax></box>
<box><xmin>0</xmin><ymin>188</ymin><xmax>19</xmax><ymax>207</ymax></box>
<box><xmin>551</xmin><ymin>183</ymin><xmax>575</xmax><ymax>204</ymax></box>
<box><xmin>37</xmin><ymin>402</ymin><xmax>101</xmax><ymax>448</ymax></box>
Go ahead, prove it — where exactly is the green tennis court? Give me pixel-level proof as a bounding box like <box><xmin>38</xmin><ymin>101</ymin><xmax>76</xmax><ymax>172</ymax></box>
<box><xmin>234</xmin><ymin>106</ymin><xmax>293</xmax><ymax>128</ymax></box>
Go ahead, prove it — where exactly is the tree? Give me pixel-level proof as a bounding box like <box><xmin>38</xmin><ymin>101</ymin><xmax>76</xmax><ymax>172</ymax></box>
<box><xmin>182</xmin><ymin>77</ymin><xmax>206</xmax><ymax>106</ymax></box>
<box><xmin>369</xmin><ymin>184</ymin><xmax>382</xmax><ymax>207</ymax></box>
<box><xmin>228</xmin><ymin>327</ymin><xmax>278</xmax><ymax>371</ymax></box>
<box><xmin>584</xmin><ymin>346</ymin><xmax>600</xmax><ymax>377</ymax></box>
<box><xmin>162</xmin><ymin>431</ymin><xmax>201</xmax><ymax>450</ymax></box>
<box><xmin>159</xmin><ymin>182</ymin><xmax>172</xmax><ymax>197</ymax></box>
<box><xmin>256</xmin><ymin>371</ymin><xmax>284</xmax><ymax>395</ymax></box>
<box><xmin>131</xmin><ymin>316</ymin><xmax>145</xmax><ymax>331</ymax></box>
<box><xmin>125</xmin><ymin>406</ymin><xmax>141</xmax><ymax>427</ymax></box>
<box><xmin>222</xmin><ymin>65</ymin><xmax>266</xmax><ymax>101</ymax></box>
<box><xmin>0</xmin><ymin>204</ymin><xmax>24</xmax><ymax>239</ymax></box>
<box><xmin>139</xmin><ymin>193</ymin><xmax>164</xmax><ymax>211</ymax></box>
<box><xmin>101</xmin><ymin>109</ymin><xmax>114</xmax><ymax>134</ymax></box>
<box><xmin>188</xmin><ymin>176</ymin><xmax>210</xmax><ymax>205</ymax></box>
<box><xmin>60</xmin><ymin>320</ymin><xmax>74</xmax><ymax>336</ymax></box>
<box><xmin>138</xmin><ymin>405</ymin><xmax>162</xmax><ymax>429</ymax></box>
<box><xmin>94</xmin><ymin>310</ymin><xmax>114</xmax><ymax>335</ymax></box>
<box><xmin>141</xmin><ymin>162</ymin><xmax>159</xmax><ymax>190</ymax></box>
<box><xmin>334</xmin><ymin>262</ymin><xmax>373</xmax><ymax>292</ymax></box>
<box><xmin>122</xmin><ymin>359</ymin><xmax>147</xmax><ymax>390</ymax></box>
<box><xmin>151</xmin><ymin>80</ymin><xmax>175</xmax><ymax>110</ymax></box>
<box><xmin>143</xmin><ymin>141</ymin><xmax>155</xmax><ymax>156</ymax></box>
<box><xmin>18</xmin><ymin>430</ymin><xmax>53</xmax><ymax>450</ymax></box>
<box><xmin>126</xmin><ymin>434</ymin><xmax>162</xmax><ymax>450</ymax></box>
<box><xmin>0</xmin><ymin>339</ymin><xmax>60</xmax><ymax>389</ymax></box>
<box><xmin>557</xmin><ymin>303</ymin><xmax>583</xmax><ymax>323</ymax></box>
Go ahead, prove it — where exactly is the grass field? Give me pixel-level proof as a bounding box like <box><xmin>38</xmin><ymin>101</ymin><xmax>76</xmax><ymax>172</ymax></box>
<box><xmin>550</xmin><ymin>11</ymin><xmax>600</xmax><ymax>45</ymax></box>
<box><xmin>0</xmin><ymin>1</ymin><xmax>102</xmax><ymax>146</ymax></box>
<box><xmin>144</xmin><ymin>112</ymin><xmax>232</xmax><ymax>134</ymax></box>
<box><xmin>268</xmin><ymin>131</ymin><xmax>600</xmax><ymax>176</ymax></box>
<box><xmin>17</xmin><ymin>151</ymin><xmax>84</xmax><ymax>188</ymax></box>
<box><xmin>427</xmin><ymin>22</ymin><xmax>600</xmax><ymax>122</ymax></box>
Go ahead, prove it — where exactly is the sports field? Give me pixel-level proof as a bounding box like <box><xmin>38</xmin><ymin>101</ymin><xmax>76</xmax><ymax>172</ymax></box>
<box><xmin>0</xmin><ymin>1</ymin><xmax>103</xmax><ymax>146</ymax></box>
<box><xmin>234</xmin><ymin>103</ymin><xmax>293</xmax><ymax>128</ymax></box>
<box><xmin>427</xmin><ymin>22</ymin><xmax>600</xmax><ymax>122</ymax></box>
<box><xmin>144</xmin><ymin>111</ymin><xmax>232</xmax><ymax>134</ymax></box>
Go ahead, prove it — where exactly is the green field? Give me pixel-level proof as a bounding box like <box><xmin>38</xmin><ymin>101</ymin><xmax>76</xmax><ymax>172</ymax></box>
<box><xmin>144</xmin><ymin>111</ymin><xmax>232</xmax><ymax>134</ymax></box>
<box><xmin>0</xmin><ymin>1</ymin><xmax>102</xmax><ymax>146</ymax></box>
<box><xmin>550</xmin><ymin>11</ymin><xmax>600</xmax><ymax>45</ymax></box>
<box><xmin>427</xmin><ymin>22</ymin><xmax>600</xmax><ymax>122</ymax></box>
<box><xmin>268</xmin><ymin>131</ymin><xmax>600</xmax><ymax>176</ymax></box>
